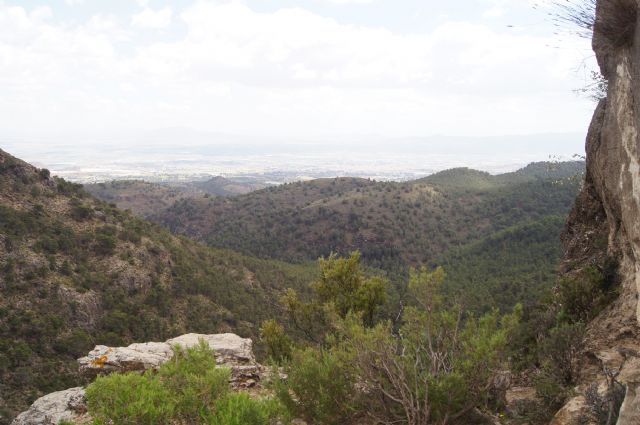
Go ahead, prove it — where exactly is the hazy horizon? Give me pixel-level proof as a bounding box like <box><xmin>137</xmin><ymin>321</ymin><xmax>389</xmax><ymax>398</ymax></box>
<box><xmin>1</xmin><ymin>0</ymin><xmax>596</xmax><ymax>146</ymax></box>
<box><xmin>2</xmin><ymin>130</ymin><xmax>586</xmax><ymax>183</ymax></box>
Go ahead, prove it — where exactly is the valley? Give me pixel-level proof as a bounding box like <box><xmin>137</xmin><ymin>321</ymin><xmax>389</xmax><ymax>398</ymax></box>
<box><xmin>0</xmin><ymin>148</ymin><xmax>584</xmax><ymax>424</ymax></box>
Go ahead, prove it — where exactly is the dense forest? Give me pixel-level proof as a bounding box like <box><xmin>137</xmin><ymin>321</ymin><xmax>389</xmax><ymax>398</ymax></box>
<box><xmin>140</xmin><ymin>161</ymin><xmax>584</xmax><ymax>316</ymax></box>
<box><xmin>154</xmin><ymin>162</ymin><xmax>582</xmax><ymax>269</ymax></box>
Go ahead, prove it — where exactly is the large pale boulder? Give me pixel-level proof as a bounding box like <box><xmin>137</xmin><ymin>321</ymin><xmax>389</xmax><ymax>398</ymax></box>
<box><xmin>10</xmin><ymin>388</ymin><xmax>87</xmax><ymax>425</ymax></box>
<box><xmin>166</xmin><ymin>333</ymin><xmax>255</xmax><ymax>364</ymax></box>
<box><xmin>549</xmin><ymin>396</ymin><xmax>588</xmax><ymax>425</ymax></box>
<box><xmin>78</xmin><ymin>341</ymin><xmax>173</xmax><ymax>376</ymax></box>
<box><xmin>78</xmin><ymin>333</ymin><xmax>260</xmax><ymax>388</ymax></box>
<box><xmin>166</xmin><ymin>333</ymin><xmax>259</xmax><ymax>386</ymax></box>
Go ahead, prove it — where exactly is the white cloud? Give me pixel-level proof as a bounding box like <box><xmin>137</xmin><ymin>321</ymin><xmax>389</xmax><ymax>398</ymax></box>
<box><xmin>64</xmin><ymin>0</ymin><xmax>85</xmax><ymax>5</ymax></box>
<box><xmin>319</xmin><ymin>0</ymin><xmax>374</xmax><ymax>4</ymax></box>
<box><xmin>131</xmin><ymin>7</ymin><xmax>172</xmax><ymax>29</ymax></box>
<box><xmin>482</xmin><ymin>7</ymin><xmax>505</xmax><ymax>18</ymax></box>
<box><xmin>0</xmin><ymin>2</ymin><xmax>595</xmax><ymax>139</ymax></box>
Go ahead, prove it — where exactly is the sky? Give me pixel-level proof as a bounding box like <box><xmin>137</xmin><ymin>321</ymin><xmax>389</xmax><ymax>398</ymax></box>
<box><xmin>0</xmin><ymin>0</ymin><xmax>598</xmax><ymax>148</ymax></box>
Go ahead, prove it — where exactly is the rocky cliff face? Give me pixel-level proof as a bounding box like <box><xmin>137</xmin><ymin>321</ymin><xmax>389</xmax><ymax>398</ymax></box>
<box><xmin>555</xmin><ymin>0</ymin><xmax>640</xmax><ymax>423</ymax></box>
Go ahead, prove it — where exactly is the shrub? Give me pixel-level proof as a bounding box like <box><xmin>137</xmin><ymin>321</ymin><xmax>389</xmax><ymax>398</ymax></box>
<box><xmin>69</xmin><ymin>203</ymin><xmax>92</xmax><ymax>221</ymax></box>
<box><xmin>56</xmin><ymin>179</ymin><xmax>84</xmax><ymax>197</ymax></box>
<box><xmin>260</xmin><ymin>319</ymin><xmax>292</xmax><ymax>363</ymax></box>
<box><xmin>557</xmin><ymin>264</ymin><xmax>618</xmax><ymax>323</ymax></box>
<box><xmin>276</xmin><ymin>347</ymin><xmax>357</xmax><ymax>425</ymax></box>
<box><xmin>533</xmin><ymin>369</ymin><xmax>571</xmax><ymax>413</ymax></box>
<box><xmin>88</xmin><ymin>372</ymin><xmax>174</xmax><ymax>424</ymax></box>
<box><xmin>580</xmin><ymin>381</ymin><xmax>626</xmax><ymax>425</ymax></box>
<box><xmin>53</xmin><ymin>330</ymin><xmax>94</xmax><ymax>357</ymax></box>
<box><xmin>210</xmin><ymin>393</ymin><xmax>288</xmax><ymax>425</ymax></box>
<box><xmin>39</xmin><ymin>168</ymin><xmax>50</xmax><ymax>180</ymax></box>
<box><xmin>94</xmin><ymin>228</ymin><xmax>118</xmax><ymax>256</ymax></box>
<box><xmin>276</xmin><ymin>266</ymin><xmax>520</xmax><ymax>425</ymax></box>
<box><xmin>532</xmin><ymin>322</ymin><xmax>585</xmax><ymax>415</ymax></box>
<box><xmin>86</xmin><ymin>341</ymin><xmax>287</xmax><ymax>425</ymax></box>
<box><xmin>157</xmin><ymin>342</ymin><xmax>229</xmax><ymax>422</ymax></box>
<box><xmin>537</xmin><ymin>322</ymin><xmax>585</xmax><ymax>386</ymax></box>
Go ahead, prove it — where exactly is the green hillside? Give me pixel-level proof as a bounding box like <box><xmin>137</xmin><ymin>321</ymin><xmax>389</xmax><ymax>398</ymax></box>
<box><xmin>155</xmin><ymin>162</ymin><xmax>582</xmax><ymax>273</ymax></box>
<box><xmin>0</xmin><ymin>150</ymin><xmax>314</xmax><ymax>424</ymax></box>
<box><xmin>438</xmin><ymin>215</ymin><xmax>566</xmax><ymax>314</ymax></box>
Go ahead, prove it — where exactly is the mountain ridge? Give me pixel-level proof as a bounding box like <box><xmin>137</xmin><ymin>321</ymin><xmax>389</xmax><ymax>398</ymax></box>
<box><xmin>151</xmin><ymin>161</ymin><xmax>583</xmax><ymax>270</ymax></box>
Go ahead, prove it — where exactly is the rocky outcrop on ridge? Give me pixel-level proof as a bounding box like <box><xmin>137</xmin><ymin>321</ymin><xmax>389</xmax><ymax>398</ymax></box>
<box><xmin>12</xmin><ymin>333</ymin><xmax>263</xmax><ymax>425</ymax></box>
<box><xmin>10</xmin><ymin>388</ymin><xmax>87</xmax><ymax>425</ymax></box>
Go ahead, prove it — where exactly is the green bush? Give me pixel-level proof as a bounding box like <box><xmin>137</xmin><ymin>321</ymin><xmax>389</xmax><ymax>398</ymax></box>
<box><xmin>157</xmin><ymin>343</ymin><xmax>230</xmax><ymax>422</ymax></box>
<box><xmin>38</xmin><ymin>168</ymin><xmax>50</xmax><ymax>179</ymax></box>
<box><xmin>87</xmin><ymin>372</ymin><xmax>174</xmax><ymax>425</ymax></box>
<box><xmin>276</xmin><ymin>347</ymin><xmax>356</xmax><ymax>425</ymax></box>
<box><xmin>557</xmin><ymin>264</ymin><xmax>619</xmax><ymax>323</ymax></box>
<box><xmin>259</xmin><ymin>319</ymin><xmax>292</xmax><ymax>363</ymax></box>
<box><xmin>533</xmin><ymin>370</ymin><xmax>570</xmax><ymax>413</ymax></box>
<box><xmin>86</xmin><ymin>341</ymin><xmax>286</xmax><ymax>425</ymax></box>
<box><xmin>210</xmin><ymin>393</ymin><xmax>288</xmax><ymax>425</ymax></box>
<box><xmin>94</xmin><ymin>233</ymin><xmax>116</xmax><ymax>256</ymax></box>
<box><xmin>276</xmin><ymin>264</ymin><xmax>520</xmax><ymax>425</ymax></box>
<box><xmin>537</xmin><ymin>322</ymin><xmax>584</xmax><ymax>386</ymax></box>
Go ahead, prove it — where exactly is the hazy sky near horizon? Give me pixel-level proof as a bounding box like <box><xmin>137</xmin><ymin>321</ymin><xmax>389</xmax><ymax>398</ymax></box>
<box><xmin>0</xmin><ymin>0</ymin><xmax>597</xmax><ymax>144</ymax></box>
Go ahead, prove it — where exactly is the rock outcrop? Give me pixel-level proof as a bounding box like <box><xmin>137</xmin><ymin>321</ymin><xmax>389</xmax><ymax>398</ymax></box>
<box><xmin>78</xmin><ymin>341</ymin><xmax>174</xmax><ymax>376</ymax></box>
<box><xmin>10</xmin><ymin>388</ymin><xmax>87</xmax><ymax>425</ymax></box>
<box><xmin>78</xmin><ymin>333</ymin><xmax>260</xmax><ymax>388</ymax></box>
<box><xmin>12</xmin><ymin>333</ymin><xmax>263</xmax><ymax>425</ymax></box>
<box><xmin>166</xmin><ymin>333</ymin><xmax>255</xmax><ymax>364</ymax></box>
<box><xmin>553</xmin><ymin>0</ymin><xmax>640</xmax><ymax>423</ymax></box>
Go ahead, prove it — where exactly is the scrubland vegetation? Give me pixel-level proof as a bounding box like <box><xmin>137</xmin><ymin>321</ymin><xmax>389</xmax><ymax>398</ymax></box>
<box><xmin>3</xmin><ymin>149</ymin><xmax>623</xmax><ymax>425</ymax></box>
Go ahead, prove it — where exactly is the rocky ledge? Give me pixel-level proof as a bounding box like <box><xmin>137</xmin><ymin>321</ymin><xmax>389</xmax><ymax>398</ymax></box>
<box><xmin>12</xmin><ymin>333</ymin><xmax>263</xmax><ymax>425</ymax></box>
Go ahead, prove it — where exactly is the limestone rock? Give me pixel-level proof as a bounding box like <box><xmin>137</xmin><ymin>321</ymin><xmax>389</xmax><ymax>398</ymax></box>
<box><xmin>78</xmin><ymin>341</ymin><xmax>173</xmax><ymax>376</ymax></box>
<box><xmin>10</xmin><ymin>387</ymin><xmax>87</xmax><ymax>425</ymax></box>
<box><xmin>618</xmin><ymin>383</ymin><xmax>640</xmax><ymax>424</ymax></box>
<box><xmin>166</xmin><ymin>333</ymin><xmax>260</xmax><ymax>388</ymax></box>
<box><xmin>166</xmin><ymin>333</ymin><xmax>255</xmax><ymax>364</ymax></box>
<box><xmin>77</xmin><ymin>333</ymin><xmax>261</xmax><ymax>389</ymax></box>
<box><xmin>549</xmin><ymin>396</ymin><xmax>588</xmax><ymax>425</ymax></box>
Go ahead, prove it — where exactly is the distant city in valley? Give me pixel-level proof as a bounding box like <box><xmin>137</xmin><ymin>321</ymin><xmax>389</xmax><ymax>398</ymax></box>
<box><xmin>3</xmin><ymin>131</ymin><xmax>585</xmax><ymax>184</ymax></box>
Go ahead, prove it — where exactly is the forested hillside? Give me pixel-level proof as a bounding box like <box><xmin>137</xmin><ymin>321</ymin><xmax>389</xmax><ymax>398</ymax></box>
<box><xmin>440</xmin><ymin>215</ymin><xmax>566</xmax><ymax>314</ymax></box>
<box><xmin>0</xmin><ymin>150</ymin><xmax>314</xmax><ymax>424</ymax></box>
<box><xmin>156</xmin><ymin>162</ymin><xmax>582</xmax><ymax>270</ymax></box>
